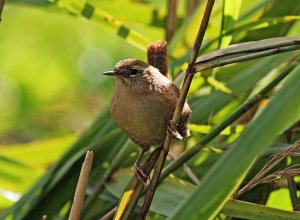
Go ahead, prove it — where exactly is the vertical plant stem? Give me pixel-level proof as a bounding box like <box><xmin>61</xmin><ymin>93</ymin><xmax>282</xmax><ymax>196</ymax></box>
<box><xmin>169</xmin><ymin>154</ymin><xmax>201</xmax><ymax>185</ymax></box>
<box><xmin>186</xmin><ymin>0</ymin><xmax>200</xmax><ymax>15</ymax></box>
<box><xmin>69</xmin><ymin>151</ymin><xmax>94</xmax><ymax>220</ymax></box>
<box><xmin>139</xmin><ymin>1</ymin><xmax>215</xmax><ymax>219</ymax></box>
<box><xmin>82</xmin><ymin>140</ymin><xmax>133</xmax><ymax>216</ymax></box>
<box><xmin>166</xmin><ymin>0</ymin><xmax>178</xmax><ymax>42</ymax></box>
<box><xmin>287</xmin><ymin>177</ymin><xmax>300</xmax><ymax>211</ymax></box>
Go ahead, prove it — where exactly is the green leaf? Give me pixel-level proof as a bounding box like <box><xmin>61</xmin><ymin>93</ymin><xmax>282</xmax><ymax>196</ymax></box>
<box><xmin>189</xmin><ymin>124</ymin><xmax>244</xmax><ymax>135</ymax></box>
<box><xmin>266</xmin><ymin>188</ymin><xmax>293</xmax><ymax>211</ymax></box>
<box><xmin>0</xmin><ymin>156</ymin><xmax>42</xmax><ymax>193</ymax></box>
<box><xmin>219</xmin><ymin>0</ymin><xmax>241</xmax><ymax>48</ymax></box>
<box><xmin>0</xmin><ymin>135</ymin><xmax>74</xmax><ymax>167</ymax></box>
<box><xmin>52</xmin><ymin>0</ymin><xmax>150</xmax><ymax>51</ymax></box>
<box><xmin>168</xmin><ymin>65</ymin><xmax>300</xmax><ymax>219</ymax></box>
<box><xmin>206</xmin><ymin>76</ymin><xmax>233</xmax><ymax>94</ymax></box>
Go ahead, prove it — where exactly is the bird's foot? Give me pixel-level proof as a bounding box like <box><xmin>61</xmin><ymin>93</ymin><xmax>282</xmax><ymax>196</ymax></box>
<box><xmin>167</xmin><ymin>120</ymin><xmax>183</xmax><ymax>140</ymax></box>
<box><xmin>134</xmin><ymin>163</ymin><xmax>148</xmax><ymax>186</ymax></box>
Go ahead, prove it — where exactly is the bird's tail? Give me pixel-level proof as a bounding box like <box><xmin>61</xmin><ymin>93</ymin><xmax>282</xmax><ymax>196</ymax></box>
<box><xmin>147</xmin><ymin>41</ymin><xmax>168</xmax><ymax>77</ymax></box>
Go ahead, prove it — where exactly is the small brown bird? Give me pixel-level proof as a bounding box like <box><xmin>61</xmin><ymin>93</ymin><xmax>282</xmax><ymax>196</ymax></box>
<box><xmin>104</xmin><ymin>59</ymin><xmax>191</xmax><ymax>182</ymax></box>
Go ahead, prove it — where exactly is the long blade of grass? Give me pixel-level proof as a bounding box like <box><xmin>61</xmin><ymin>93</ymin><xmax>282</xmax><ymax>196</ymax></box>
<box><xmin>195</xmin><ymin>37</ymin><xmax>300</xmax><ymax>72</ymax></box>
<box><xmin>222</xmin><ymin>199</ymin><xmax>300</xmax><ymax>220</ymax></box>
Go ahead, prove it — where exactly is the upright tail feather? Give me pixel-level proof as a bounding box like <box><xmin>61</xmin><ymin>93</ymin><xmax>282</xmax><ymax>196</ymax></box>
<box><xmin>147</xmin><ymin>41</ymin><xmax>168</xmax><ymax>77</ymax></box>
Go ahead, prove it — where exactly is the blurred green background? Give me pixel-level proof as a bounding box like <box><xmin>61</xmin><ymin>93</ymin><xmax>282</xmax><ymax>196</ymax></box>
<box><xmin>0</xmin><ymin>3</ymin><xmax>146</xmax><ymax>144</ymax></box>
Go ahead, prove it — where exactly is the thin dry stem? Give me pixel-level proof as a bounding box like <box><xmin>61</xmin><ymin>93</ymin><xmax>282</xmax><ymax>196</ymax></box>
<box><xmin>139</xmin><ymin>1</ymin><xmax>215</xmax><ymax>219</ymax></box>
<box><xmin>99</xmin><ymin>206</ymin><xmax>117</xmax><ymax>220</ymax></box>
<box><xmin>69</xmin><ymin>151</ymin><xmax>94</xmax><ymax>220</ymax></box>
<box><xmin>260</xmin><ymin>165</ymin><xmax>300</xmax><ymax>184</ymax></box>
<box><xmin>237</xmin><ymin>140</ymin><xmax>300</xmax><ymax>197</ymax></box>
<box><xmin>169</xmin><ymin>153</ymin><xmax>200</xmax><ymax>185</ymax></box>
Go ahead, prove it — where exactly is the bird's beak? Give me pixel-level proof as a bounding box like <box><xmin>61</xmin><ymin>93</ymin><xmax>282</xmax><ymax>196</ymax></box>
<box><xmin>103</xmin><ymin>70</ymin><xmax>118</xmax><ymax>76</ymax></box>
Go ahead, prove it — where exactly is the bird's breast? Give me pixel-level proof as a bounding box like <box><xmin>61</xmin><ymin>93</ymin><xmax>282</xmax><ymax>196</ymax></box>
<box><xmin>110</xmin><ymin>85</ymin><xmax>176</xmax><ymax>148</ymax></box>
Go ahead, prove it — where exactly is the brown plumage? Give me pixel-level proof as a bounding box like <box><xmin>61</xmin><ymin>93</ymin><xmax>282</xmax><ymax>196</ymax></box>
<box><xmin>104</xmin><ymin>59</ymin><xmax>191</xmax><ymax>182</ymax></box>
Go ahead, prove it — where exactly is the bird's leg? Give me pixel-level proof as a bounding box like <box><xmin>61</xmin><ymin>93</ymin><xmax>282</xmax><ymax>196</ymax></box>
<box><xmin>167</xmin><ymin>120</ymin><xmax>183</xmax><ymax>140</ymax></box>
<box><xmin>134</xmin><ymin>148</ymin><xmax>148</xmax><ymax>185</ymax></box>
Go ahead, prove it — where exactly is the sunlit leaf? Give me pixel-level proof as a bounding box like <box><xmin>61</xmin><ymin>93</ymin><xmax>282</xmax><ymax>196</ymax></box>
<box><xmin>219</xmin><ymin>0</ymin><xmax>241</xmax><ymax>48</ymax></box>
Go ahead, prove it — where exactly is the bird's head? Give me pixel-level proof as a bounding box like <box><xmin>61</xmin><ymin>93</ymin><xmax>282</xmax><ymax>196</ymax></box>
<box><xmin>103</xmin><ymin>59</ymin><xmax>158</xmax><ymax>86</ymax></box>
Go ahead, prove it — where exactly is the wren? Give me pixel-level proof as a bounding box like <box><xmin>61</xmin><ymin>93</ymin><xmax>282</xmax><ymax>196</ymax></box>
<box><xmin>104</xmin><ymin>59</ymin><xmax>191</xmax><ymax>183</ymax></box>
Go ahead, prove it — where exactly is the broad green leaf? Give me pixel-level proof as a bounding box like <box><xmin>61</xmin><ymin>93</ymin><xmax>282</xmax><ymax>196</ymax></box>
<box><xmin>0</xmin><ymin>136</ymin><xmax>74</xmax><ymax>205</ymax></box>
<box><xmin>0</xmin><ymin>156</ymin><xmax>42</xmax><ymax>193</ymax></box>
<box><xmin>169</xmin><ymin>65</ymin><xmax>300</xmax><ymax>219</ymax></box>
<box><xmin>0</xmin><ymin>135</ymin><xmax>74</xmax><ymax>167</ymax></box>
<box><xmin>0</xmin><ymin>194</ymin><xmax>14</xmax><ymax>211</ymax></box>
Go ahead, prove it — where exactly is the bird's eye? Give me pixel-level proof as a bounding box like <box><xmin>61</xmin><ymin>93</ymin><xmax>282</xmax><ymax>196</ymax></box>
<box><xmin>129</xmin><ymin>68</ymin><xmax>138</xmax><ymax>77</ymax></box>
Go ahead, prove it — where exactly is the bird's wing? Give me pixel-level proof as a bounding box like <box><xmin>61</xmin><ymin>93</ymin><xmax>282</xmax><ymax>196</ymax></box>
<box><xmin>169</xmin><ymin>84</ymin><xmax>191</xmax><ymax>138</ymax></box>
<box><xmin>178</xmin><ymin>102</ymin><xmax>191</xmax><ymax>138</ymax></box>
